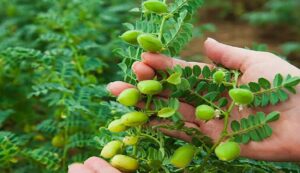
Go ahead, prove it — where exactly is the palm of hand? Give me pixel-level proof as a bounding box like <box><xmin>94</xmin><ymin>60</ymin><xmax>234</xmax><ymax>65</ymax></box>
<box><xmin>107</xmin><ymin>39</ymin><xmax>300</xmax><ymax>161</ymax></box>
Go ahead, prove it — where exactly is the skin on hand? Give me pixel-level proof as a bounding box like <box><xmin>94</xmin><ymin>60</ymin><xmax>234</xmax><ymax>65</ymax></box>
<box><xmin>69</xmin><ymin>38</ymin><xmax>300</xmax><ymax>173</ymax></box>
<box><xmin>107</xmin><ymin>38</ymin><xmax>300</xmax><ymax>161</ymax></box>
<box><xmin>68</xmin><ymin>157</ymin><xmax>121</xmax><ymax>173</ymax></box>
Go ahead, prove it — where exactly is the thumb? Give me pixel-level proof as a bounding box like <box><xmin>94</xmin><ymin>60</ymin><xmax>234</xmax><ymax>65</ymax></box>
<box><xmin>204</xmin><ymin>38</ymin><xmax>260</xmax><ymax>72</ymax></box>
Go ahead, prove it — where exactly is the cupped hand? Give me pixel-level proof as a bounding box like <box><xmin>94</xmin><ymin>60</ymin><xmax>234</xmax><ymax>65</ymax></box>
<box><xmin>68</xmin><ymin>157</ymin><xmax>120</xmax><ymax>173</ymax></box>
<box><xmin>107</xmin><ymin>38</ymin><xmax>300</xmax><ymax>161</ymax></box>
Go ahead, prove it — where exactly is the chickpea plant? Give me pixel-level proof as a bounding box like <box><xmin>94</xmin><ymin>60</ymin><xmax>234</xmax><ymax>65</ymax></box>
<box><xmin>97</xmin><ymin>0</ymin><xmax>300</xmax><ymax>172</ymax></box>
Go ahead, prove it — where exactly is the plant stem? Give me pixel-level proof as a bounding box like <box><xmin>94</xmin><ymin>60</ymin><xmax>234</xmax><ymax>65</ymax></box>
<box><xmin>225</xmin><ymin>123</ymin><xmax>265</xmax><ymax>137</ymax></box>
<box><xmin>201</xmin><ymin>78</ymin><xmax>233</xmax><ymax>86</ymax></box>
<box><xmin>140</xmin><ymin>133</ymin><xmax>161</xmax><ymax>147</ymax></box>
<box><xmin>254</xmin><ymin>86</ymin><xmax>281</xmax><ymax>95</ymax></box>
<box><xmin>159</xmin><ymin>17</ymin><xmax>167</xmax><ymax>40</ymax></box>
<box><xmin>145</xmin><ymin>94</ymin><xmax>152</xmax><ymax>110</ymax></box>
<box><xmin>62</xmin><ymin>126</ymin><xmax>69</xmax><ymax>170</ymax></box>
<box><xmin>199</xmin><ymin>71</ymin><xmax>240</xmax><ymax>170</ymax></box>
<box><xmin>189</xmin><ymin>90</ymin><xmax>226</xmax><ymax>115</ymax></box>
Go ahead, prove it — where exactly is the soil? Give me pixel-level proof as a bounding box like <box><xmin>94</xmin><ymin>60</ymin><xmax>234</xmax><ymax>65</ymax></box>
<box><xmin>181</xmin><ymin>14</ymin><xmax>300</xmax><ymax>67</ymax></box>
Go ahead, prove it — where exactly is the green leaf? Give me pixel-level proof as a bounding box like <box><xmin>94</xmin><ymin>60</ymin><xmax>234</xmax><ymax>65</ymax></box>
<box><xmin>254</xmin><ymin>96</ymin><xmax>261</xmax><ymax>107</ymax></box>
<box><xmin>261</xmin><ymin>93</ymin><xmax>269</xmax><ymax>106</ymax></box>
<box><xmin>195</xmin><ymin>81</ymin><xmax>207</xmax><ymax>92</ymax></box>
<box><xmin>284</xmin><ymin>86</ymin><xmax>296</xmax><ymax>94</ymax></box>
<box><xmin>193</xmin><ymin>65</ymin><xmax>201</xmax><ymax>76</ymax></box>
<box><xmin>257</xmin><ymin>112</ymin><xmax>265</xmax><ymax>123</ymax></box>
<box><xmin>167</xmin><ymin>72</ymin><xmax>182</xmax><ymax>85</ymax></box>
<box><xmin>218</xmin><ymin>97</ymin><xmax>228</xmax><ymax>107</ymax></box>
<box><xmin>249</xmin><ymin>129</ymin><xmax>261</xmax><ymax>141</ymax></box>
<box><xmin>203</xmin><ymin>91</ymin><xmax>219</xmax><ymax>101</ymax></box>
<box><xmin>183</xmin><ymin>66</ymin><xmax>193</xmax><ymax>77</ymax></box>
<box><xmin>229</xmin><ymin>112</ymin><xmax>278</xmax><ymax>144</ymax></box>
<box><xmin>202</xmin><ymin>66</ymin><xmax>211</xmax><ymax>78</ymax></box>
<box><xmin>258</xmin><ymin>78</ymin><xmax>271</xmax><ymax>89</ymax></box>
<box><xmin>178</xmin><ymin>78</ymin><xmax>191</xmax><ymax>90</ymax></box>
<box><xmin>284</xmin><ymin>76</ymin><xmax>300</xmax><ymax>87</ymax></box>
<box><xmin>264</xmin><ymin>125</ymin><xmax>273</xmax><ymax>137</ymax></box>
<box><xmin>278</xmin><ymin>89</ymin><xmax>288</xmax><ymax>102</ymax></box>
<box><xmin>187</xmin><ymin>76</ymin><xmax>198</xmax><ymax>87</ymax></box>
<box><xmin>169</xmin><ymin>98</ymin><xmax>180</xmax><ymax>110</ymax></box>
<box><xmin>231</xmin><ymin>121</ymin><xmax>240</xmax><ymax>132</ymax></box>
<box><xmin>241</xmin><ymin>134</ymin><xmax>250</xmax><ymax>144</ymax></box>
<box><xmin>273</xmin><ymin>74</ymin><xmax>283</xmax><ymax>87</ymax></box>
<box><xmin>265</xmin><ymin>112</ymin><xmax>280</xmax><ymax>123</ymax></box>
<box><xmin>248</xmin><ymin>82</ymin><xmax>261</xmax><ymax>92</ymax></box>
<box><xmin>270</xmin><ymin>92</ymin><xmax>279</xmax><ymax>105</ymax></box>
<box><xmin>158</xmin><ymin>107</ymin><xmax>176</xmax><ymax>118</ymax></box>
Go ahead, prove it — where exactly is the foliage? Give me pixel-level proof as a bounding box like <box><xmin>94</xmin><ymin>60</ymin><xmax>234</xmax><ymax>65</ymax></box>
<box><xmin>100</xmin><ymin>0</ymin><xmax>300</xmax><ymax>172</ymax></box>
<box><xmin>243</xmin><ymin>0</ymin><xmax>300</xmax><ymax>56</ymax></box>
<box><xmin>0</xmin><ymin>0</ymin><xmax>135</xmax><ymax>172</ymax></box>
<box><xmin>1</xmin><ymin>0</ymin><xmax>300</xmax><ymax>173</ymax></box>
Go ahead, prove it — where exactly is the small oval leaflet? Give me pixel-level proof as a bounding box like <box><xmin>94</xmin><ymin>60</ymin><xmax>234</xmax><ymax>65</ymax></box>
<box><xmin>157</xmin><ymin>107</ymin><xmax>176</xmax><ymax>118</ymax></box>
<box><xmin>167</xmin><ymin>72</ymin><xmax>182</xmax><ymax>85</ymax></box>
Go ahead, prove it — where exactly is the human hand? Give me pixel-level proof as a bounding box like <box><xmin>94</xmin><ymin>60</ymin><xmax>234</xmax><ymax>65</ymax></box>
<box><xmin>107</xmin><ymin>38</ymin><xmax>300</xmax><ymax>161</ymax></box>
<box><xmin>68</xmin><ymin>157</ymin><xmax>120</xmax><ymax>173</ymax></box>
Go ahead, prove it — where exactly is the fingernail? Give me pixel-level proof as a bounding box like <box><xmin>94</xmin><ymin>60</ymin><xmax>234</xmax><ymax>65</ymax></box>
<box><xmin>206</xmin><ymin>37</ymin><xmax>217</xmax><ymax>43</ymax></box>
<box><xmin>132</xmin><ymin>61</ymin><xmax>140</xmax><ymax>74</ymax></box>
<box><xmin>106</xmin><ymin>82</ymin><xmax>113</xmax><ymax>92</ymax></box>
<box><xmin>141</xmin><ymin>52</ymin><xmax>147</xmax><ymax>61</ymax></box>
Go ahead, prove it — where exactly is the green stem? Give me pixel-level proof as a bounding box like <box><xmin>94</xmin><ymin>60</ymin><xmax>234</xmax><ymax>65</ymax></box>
<box><xmin>62</xmin><ymin>128</ymin><xmax>68</xmax><ymax>170</ymax></box>
<box><xmin>159</xmin><ymin>17</ymin><xmax>167</xmax><ymax>40</ymax></box>
<box><xmin>158</xmin><ymin>0</ymin><xmax>188</xmax><ymax>43</ymax></box>
<box><xmin>189</xmin><ymin>90</ymin><xmax>226</xmax><ymax>115</ymax></box>
<box><xmin>199</xmin><ymin>71</ymin><xmax>240</xmax><ymax>170</ymax></box>
<box><xmin>254</xmin><ymin>86</ymin><xmax>281</xmax><ymax>95</ymax></box>
<box><xmin>70</xmin><ymin>47</ymin><xmax>84</xmax><ymax>77</ymax></box>
<box><xmin>133</xmin><ymin>145</ymin><xmax>137</xmax><ymax>155</ymax></box>
<box><xmin>226</xmin><ymin>123</ymin><xmax>266</xmax><ymax>137</ymax></box>
<box><xmin>232</xmin><ymin>71</ymin><xmax>240</xmax><ymax>88</ymax></box>
<box><xmin>140</xmin><ymin>133</ymin><xmax>161</xmax><ymax>147</ymax></box>
<box><xmin>145</xmin><ymin>95</ymin><xmax>152</xmax><ymax>110</ymax></box>
<box><xmin>202</xmin><ymin>78</ymin><xmax>233</xmax><ymax>86</ymax></box>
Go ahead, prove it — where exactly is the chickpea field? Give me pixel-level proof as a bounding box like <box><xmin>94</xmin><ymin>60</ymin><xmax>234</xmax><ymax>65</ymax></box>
<box><xmin>1</xmin><ymin>0</ymin><xmax>300</xmax><ymax>173</ymax></box>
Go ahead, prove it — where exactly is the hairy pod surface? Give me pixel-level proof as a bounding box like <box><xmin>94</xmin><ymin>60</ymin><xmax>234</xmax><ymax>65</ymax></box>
<box><xmin>137</xmin><ymin>34</ymin><xmax>163</xmax><ymax>52</ymax></box>
<box><xmin>215</xmin><ymin>141</ymin><xmax>241</xmax><ymax>161</ymax></box>
<box><xmin>51</xmin><ymin>134</ymin><xmax>65</xmax><ymax>147</ymax></box>
<box><xmin>143</xmin><ymin>0</ymin><xmax>168</xmax><ymax>14</ymax></box>
<box><xmin>121</xmin><ymin>111</ymin><xmax>149</xmax><ymax>126</ymax></box>
<box><xmin>229</xmin><ymin>88</ymin><xmax>254</xmax><ymax>105</ymax></box>
<box><xmin>111</xmin><ymin>154</ymin><xmax>139</xmax><ymax>172</ymax></box>
<box><xmin>100</xmin><ymin>140</ymin><xmax>123</xmax><ymax>159</ymax></box>
<box><xmin>137</xmin><ymin>80</ymin><xmax>163</xmax><ymax>95</ymax></box>
<box><xmin>108</xmin><ymin>119</ymin><xmax>127</xmax><ymax>133</ymax></box>
<box><xmin>117</xmin><ymin>88</ymin><xmax>140</xmax><ymax>106</ymax></box>
<box><xmin>213</xmin><ymin>70</ymin><xmax>225</xmax><ymax>84</ymax></box>
<box><xmin>123</xmin><ymin>136</ymin><xmax>138</xmax><ymax>145</ymax></box>
<box><xmin>170</xmin><ymin>144</ymin><xmax>196</xmax><ymax>168</ymax></box>
<box><xmin>120</xmin><ymin>30</ymin><xmax>142</xmax><ymax>44</ymax></box>
<box><xmin>195</xmin><ymin>104</ymin><xmax>215</xmax><ymax>121</ymax></box>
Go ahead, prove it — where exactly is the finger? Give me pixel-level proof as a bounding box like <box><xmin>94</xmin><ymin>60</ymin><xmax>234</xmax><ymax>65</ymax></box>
<box><xmin>107</xmin><ymin>81</ymin><xmax>134</xmax><ymax>96</ymax></box>
<box><xmin>141</xmin><ymin>52</ymin><xmax>213</xmax><ymax>71</ymax></box>
<box><xmin>68</xmin><ymin>163</ymin><xmax>95</xmax><ymax>173</ymax></box>
<box><xmin>84</xmin><ymin>157</ymin><xmax>121</xmax><ymax>173</ymax></box>
<box><xmin>132</xmin><ymin>61</ymin><xmax>155</xmax><ymax>81</ymax></box>
<box><xmin>204</xmin><ymin>38</ymin><xmax>260</xmax><ymax>72</ymax></box>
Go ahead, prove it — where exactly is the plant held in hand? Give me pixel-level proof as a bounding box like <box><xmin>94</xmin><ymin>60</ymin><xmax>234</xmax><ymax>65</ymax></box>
<box><xmin>98</xmin><ymin>0</ymin><xmax>300</xmax><ymax>172</ymax></box>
